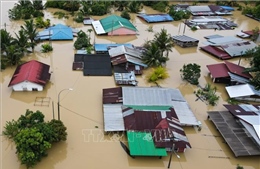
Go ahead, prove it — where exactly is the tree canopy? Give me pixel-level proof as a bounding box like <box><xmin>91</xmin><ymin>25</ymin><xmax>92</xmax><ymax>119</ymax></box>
<box><xmin>3</xmin><ymin>109</ymin><xmax>67</xmax><ymax>168</ymax></box>
<box><xmin>180</xmin><ymin>63</ymin><xmax>201</xmax><ymax>85</ymax></box>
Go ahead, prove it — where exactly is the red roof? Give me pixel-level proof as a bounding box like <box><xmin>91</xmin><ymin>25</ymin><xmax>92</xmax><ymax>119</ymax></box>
<box><xmin>224</xmin><ymin>61</ymin><xmax>252</xmax><ymax>79</ymax></box>
<box><xmin>8</xmin><ymin>60</ymin><xmax>50</xmax><ymax>87</ymax></box>
<box><xmin>207</xmin><ymin>63</ymin><xmax>229</xmax><ymax>78</ymax></box>
<box><xmin>242</xmin><ymin>30</ymin><xmax>260</xmax><ymax>36</ymax></box>
<box><xmin>200</xmin><ymin>45</ymin><xmax>231</xmax><ymax>60</ymax></box>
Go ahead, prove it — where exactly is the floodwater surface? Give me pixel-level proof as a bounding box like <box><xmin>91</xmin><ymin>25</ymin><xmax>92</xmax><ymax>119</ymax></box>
<box><xmin>1</xmin><ymin>1</ymin><xmax>260</xmax><ymax>169</ymax></box>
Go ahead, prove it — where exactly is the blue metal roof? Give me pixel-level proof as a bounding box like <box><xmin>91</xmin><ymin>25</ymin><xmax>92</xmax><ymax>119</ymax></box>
<box><xmin>37</xmin><ymin>24</ymin><xmax>73</xmax><ymax>40</ymax></box>
<box><xmin>137</xmin><ymin>14</ymin><xmax>173</xmax><ymax>23</ymax></box>
<box><xmin>94</xmin><ymin>43</ymin><xmax>133</xmax><ymax>52</ymax></box>
<box><xmin>220</xmin><ymin>6</ymin><xmax>235</xmax><ymax>11</ymax></box>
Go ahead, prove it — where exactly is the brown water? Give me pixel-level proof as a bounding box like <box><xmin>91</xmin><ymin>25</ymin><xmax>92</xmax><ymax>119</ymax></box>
<box><xmin>1</xmin><ymin>1</ymin><xmax>260</xmax><ymax>169</ymax></box>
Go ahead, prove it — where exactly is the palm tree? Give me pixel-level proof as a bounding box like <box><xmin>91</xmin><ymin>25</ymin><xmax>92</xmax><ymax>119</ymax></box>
<box><xmin>14</xmin><ymin>29</ymin><xmax>30</xmax><ymax>54</ymax></box>
<box><xmin>5</xmin><ymin>45</ymin><xmax>23</xmax><ymax>66</ymax></box>
<box><xmin>1</xmin><ymin>29</ymin><xmax>14</xmax><ymax>53</ymax></box>
<box><xmin>141</xmin><ymin>42</ymin><xmax>168</xmax><ymax>67</ymax></box>
<box><xmin>21</xmin><ymin>19</ymin><xmax>38</xmax><ymax>52</ymax></box>
<box><xmin>153</xmin><ymin>28</ymin><xmax>174</xmax><ymax>57</ymax></box>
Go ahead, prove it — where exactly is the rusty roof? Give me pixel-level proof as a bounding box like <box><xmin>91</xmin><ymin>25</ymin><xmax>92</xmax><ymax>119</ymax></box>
<box><xmin>224</xmin><ymin>61</ymin><xmax>252</xmax><ymax>79</ymax></box>
<box><xmin>103</xmin><ymin>87</ymin><xmax>123</xmax><ymax>104</ymax></box>
<box><xmin>223</xmin><ymin>104</ymin><xmax>259</xmax><ymax>116</ymax></box>
<box><xmin>207</xmin><ymin>63</ymin><xmax>230</xmax><ymax>78</ymax></box>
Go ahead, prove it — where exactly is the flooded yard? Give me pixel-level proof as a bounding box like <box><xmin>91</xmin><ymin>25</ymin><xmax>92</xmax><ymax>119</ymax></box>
<box><xmin>1</xmin><ymin>1</ymin><xmax>260</xmax><ymax>169</ymax></box>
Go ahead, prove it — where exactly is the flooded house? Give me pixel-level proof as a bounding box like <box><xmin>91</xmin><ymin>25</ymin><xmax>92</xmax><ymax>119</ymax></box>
<box><xmin>94</xmin><ymin>43</ymin><xmax>134</xmax><ymax>54</ymax></box>
<box><xmin>137</xmin><ymin>14</ymin><xmax>173</xmax><ymax>23</ymax></box>
<box><xmin>8</xmin><ymin>60</ymin><xmax>51</xmax><ymax>91</ymax></box>
<box><xmin>92</xmin><ymin>15</ymin><xmax>138</xmax><ymax>36</ymax></box>
<box><xmin>172</xmin><ymin>35</ymin><xmax>199</xmax><ymax>48</ymax></box>
<box><xmin>114</xmin><ymin>71</ymin><xmax>138</xmax><ymax>86</ymax></box>
<box><xmin>102</xmin><ymin>87</ymin><xmax>200</xmax><ymax>156</ymax></box>
<box><xmin>206</xmin><ymin>61</ymin><xmax>252</xmax><ymax>84</ymax></box>
<box><xmin>108</xmin><ymin>45</ymin><xmax>147</xmax><ymax>75</ymax></box>
<box><xmin>208</xmin><ymin>104</ymin><xmax>260</xmax><ymax>157</ymax></box>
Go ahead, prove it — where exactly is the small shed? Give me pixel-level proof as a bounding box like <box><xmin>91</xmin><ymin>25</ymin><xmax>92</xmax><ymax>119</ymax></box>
<box><xmin>172</xmin><ymin>35</ymin><xmax>199</xmax><ymax>47</ymax></box>
<box><xmin>137</xmin><ymin>14</ymin><xmax>173</xmax><ymax>23</ymax></box>
<box><xmin>114</xmin><ymin>71</ymin><xmax>137</xmax><ymax>86</ymax></box>
<box><xmin>8</xmin><ymin>60</ymin><xmax>51</xmax><ymax>91</ymax></box>
<box><xmin>220</xmin><ymin>6</ymin><xmax>235</xmax><ymax>11</ymax></box>
<box><xmin>94</xmin><ymin>43</ymin><xmax>133</xmax><ymax>54</ymax></box>
<box><xmin>83</xmin><ymin>17</ymin><xmax>94</xmax><ymax>25</ymax></box>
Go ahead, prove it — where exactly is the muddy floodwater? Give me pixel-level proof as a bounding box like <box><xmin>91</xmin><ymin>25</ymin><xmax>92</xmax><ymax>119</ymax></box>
<box><xmin>1</xmin><ymin>1</ymin><xmax>260</xmax><ymax>169</ymax></box>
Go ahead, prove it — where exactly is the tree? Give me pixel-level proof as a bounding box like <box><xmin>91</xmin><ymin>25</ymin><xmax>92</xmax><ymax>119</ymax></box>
<box><xmin>180</xmin><ymin>63</ymin><xmax>201</xmax><ymax>85</ymax></box>
<box><xmin>74</xmin><ymin>31</ymin><xmax>92</xmax><ymax>50</ymax></box>
<box><xmin>194</xmin><ymin>83</ymin><xmax>219</xmax><ymax>106</ymax></box>
<box><xmin>153</xmin><ymin>28</ymin><xmax>174</xmax><ymax>57</ymax></box>
<box><xmin>21</xmin><ymin>19</ymin><xmax>38</xmax><ymax>52</ymax></box>
<box><xmin>128</xmin><ymin>1</ymin><xmax>142</xmax><ymax>13</ymax></box>
<box><xmin>1</xmin><ymin>29</ymin><xmax>14</xmax><ymax>53</ymax></box>
<box><xmin>141</xmin><ymin>42</ymin><xmax>168</xmax><ymax>67</ymax></box>
<box><xmin>13</xmin><ymin>29</ymin><xmax>30</xmax><ymax>54</ymax></box>
<box><xmin>4</xmin><ymin>45</ymin><xmax>23</xmax><ymax>66</ymax></box>
<box><xmin>121</xmin><ymin>11</ymin><xmax>131</xmax><ymax>20</ymax></box>
<box><xmin>3</xmin><ymin>109</ymin><xmax>68</xmax><ymax>168</ymax></box>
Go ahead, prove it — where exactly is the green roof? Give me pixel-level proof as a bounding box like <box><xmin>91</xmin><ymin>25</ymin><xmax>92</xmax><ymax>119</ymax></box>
<box><xmin>127</xmin><ymin>105</ymin><xmax>171</xmax><ymax>111</ymax></box>
<box><xmin>127</xmin><ymin>131</ymin><xmax>167</xmax><ymax>156</ymax></box>
<box><xmin>100</xmin><ymin>15</ymin><xmax>137</xmax><ymax>33</ymax></box>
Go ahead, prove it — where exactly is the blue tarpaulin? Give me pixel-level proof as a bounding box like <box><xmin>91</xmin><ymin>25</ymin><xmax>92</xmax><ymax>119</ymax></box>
<box><xmin>220</xmin><ymin>6</ymin><xmax>235</xmax><ymax>11</ymax></box>
<box><xmin>137</xmin><ymin>14</ymin><xmax>174</xmax><ymax>23</ymax></box>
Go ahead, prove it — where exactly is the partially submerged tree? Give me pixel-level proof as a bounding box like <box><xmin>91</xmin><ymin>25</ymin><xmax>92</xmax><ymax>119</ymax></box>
<box><xmin>3</xmin><ymin>109</ymin><xmax>67</xmax><ymax>168</ymax></box>
<box><xmin>74</xmin><ymin>31</ymin><xmax>92</xmax><ymax>52</ymax></box>
<box><xmin>21</xmin><ymin>19</ymin><xmax>38</xmax><ymax>52</ymax></box>
<box><xmin>147</xmin><ymin>66</ymin><xmax>169</xmax><ymax>84</ymax></box>
<box><xmin>194</xmin><ymin>83</ymin><xmax>220</xmax><ymax>106</ymax></box>
<box><xmin>153</xmin><ymin>28</ymin><xmax>174</xmax><ymax>57</ymax></box>
<box><xmin>180</xmin><ymin>63</ymin><xmax>201</xmax><ymax>85</ymax></box>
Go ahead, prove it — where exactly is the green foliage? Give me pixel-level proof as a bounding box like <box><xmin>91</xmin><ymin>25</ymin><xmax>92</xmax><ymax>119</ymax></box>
<box><xmin>168</xmin><ymin>6</ymin><xmax>191</xmax><ymax>21</ymax></box>
<box><xmin>53</xmin><ymin>11</ymin><xmax>69</xmax><ymax>19</ymax></box>
<box><xmin>74</xmin><ymin>12</ymin><xmax>84</xmax><ymax>23</ymax></box>
<box><xmin>194</xmin><ymin>83</ymin><xmax>220</xmax><ymax>106</ymax></box>
<box><xmin>41</xmin><ymin>43</ymin><xmax>53</xmax><ymax>53</ymax></box>
<box><xmin>227</xmin><ymin>98</ymin><xmax>240</xmax><ymax>105</ymax></box>
<box><xmin>242</xmin><ymin>3</ymin><xmax>260</xmax><ymax>18</ymax></box>
<box><xmin>128</xmin><ymin>1</ymin><xmax>142</xmax><ymax>13</ymax></box>
<box><xmin>146</xmin><ymin>25</ymin><xmax>153</xmax><ymax>32</ymax></box>
<box><xmin>237</xmin><ymin>164</ymin><xmax>244</xmax><ymax>169</ymax></box>
<box><xmin>151</xmin><ymin>1</ymin><xmax>168</xmax><ymax>12</ymax></box>
<box><xmin>180</xmin><ymin>63</ymin><xmax>201</xmax><ymax>85</ymax></box>
<box><xmin>74</xmin><ymin>31</ymin><xmax>92</xmax><ymax>50</ymax></box>
<box><xmin>251</xmin><ymin>27</ymin><xmax>260</xmax><ymax>42</ymax></box>
<box><xmin>90</xmin><ymin>2</ymin><xmax>108</xmax><ymax>16</ymax></box>
<box><xmin>45</xmin><ymin>0</ymin><xmax>80</xmax><ymax>12</ymax></box>
<box><xmin>148</xmin><ymin>66</ymin><xmax>169</xmax><ymax>83</ymax></box>
<box><xmin>35</xmin><ymin>17</ymin><xmax>51</xmax><ymax>28</ymax></box>
<box><xmin>21</xmin><ymin>19</ymin><xmax>38</xmax><ymax>52</ymax></box>
<box><xmin>4</xmin><ymin>45</ymin><xmax>23</xmax><ymax>66</ymax></box>
<box><xmin>153</xmin><ymin>28</ymin><xmax>174</xmax><ymax>57</ymax></box>
<box><xmin>191</xmin><ymin>26</ymin><xmax>198</xmax><ymax>31</ymax></box>
<box><xmin>121</xmin><ymin>11</ymin><xmax>131</xmax><ymax>20</ymax></box>
<box><xmin>8</xmin><ymin>0</ymin><xmax>44</xmax><ymax>20</ymax></box>
<box><xmin>3</xmin><ymin>109</ymin><xmax>68</xmax><ymax>168</ymax></box>
<box><xmin>1</xmin><ymin>29</ymin><xmax>14</xmax><ymax>53</ymax></box>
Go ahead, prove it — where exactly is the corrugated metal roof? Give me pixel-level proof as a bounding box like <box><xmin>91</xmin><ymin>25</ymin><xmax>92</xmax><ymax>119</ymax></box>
<box><xmin>122</xmin><ymin>87</ymin><xmax>172</xmax><ymax>106</ymax></box>
<box><xmin>109</xmin><ymin>45</ymin><xmax>142</xmax><ymax>58</ymax></box>
<box><xmin>83</xmin><ymin>17</ymin><xmax>94</xmax><ymax>25</ymax></box>
<box><xmin>200</xmin><ymin>45</ymin><xmax>231</xmax><ymax>60</ymax></box>
<box><xmin>103</xmin><ymin>87</ymin><xmax>123</xmax><ymax>104</ymax></box>
<box><xmin>221</xmin><ymin>41</ymin><xmax>257</xmax><ymax>57</ymax></box>
<box><xmin>8</xmin><ymin>60</ymin><xmax>50</xmax><ymax>87</ymax></box>
<box><xmin>103</xmin><ymin>104</ymin><xmax>125</xmax><ymax>132</ymax></box>
<box><xmin>49</xmin><ymin>24</ymin><xmax>73</xmax><ymax>40</ymax></box>
<box><xmin>100</xmin><ymin>15</ymin><xmax>137</xmax><ymax>33</ymax></box>
<box><xmin>208</xmin><ymin>111</ymin><xmax>260</xmax><ymax>157</ymax></box>
<box><xmin>171</xmin><ymin>101</ymin><xmax>200</xmax><ymax>126</ymax></box>
<box><xmin>169</xmin><ymin>88</ymin><xmax>186</xmax><ymax>102</ymax></box>
<box><xmin>137</xmin><ymin>14</ymin><xmax>173</xmax><ymax>23</ymax></box>
<box><xmin>204</xmin><ymin>34</ymin><xmax>224</xmax><ymax>39</ymax></box>
<box><xmin>207</xmin><ymin>36</ymin><xmax>243</xmax><ymax>45</ymax></box>
<box><xmin>127</xmin><ymin>131</ymin><xmax>167</xmax><ymax>156</ymax></box>
<box><xmin>207</xmin><ymin>63</ymin><xmax>229</xmax><ymax>78</ymax></box>
<box><xmin>172</xmin><ymin>35</ymin><xmax>199</xmax><ymax>42</ymax></box>
<box><xmin>188</xmin><ymin>6</ymin><xmax>212</xmax><ymax>12</ymax></box>
<box><xmin>228</xmin><ymin>72</ymin><xmax>249</xmax><ymax>84</ymax></box>
<box><xmin>224</xmin><ymin>61</ymin><xmax>252</xmax><ymax>79</ymax></box>
<box><xmin>92</xmin><ymin>20</ymin><xmax>106</xmax><ymax>35</ymax></box>
<box><xmin>225</xmin><ymin>84</ymin><xmax>260</xmax><ymax>98</ymax></box>
<box><xmin>223</xmin><ymin>104</ymin><xmax>259</xmax><ymax>116</ymax></box>
<box><xmin>190</xmin><ymin>16</ymin><xmax>227</xmax><ymax>23</ymax></box>
<box><xmin>94</xmin><ymin>43</ymin><xmax>133</xmax><ymax>52</ymax></box>
<box><xmin>114</xmin><ymin>71</ymin><xmax>137</xmax><ymax>86</ymax></box>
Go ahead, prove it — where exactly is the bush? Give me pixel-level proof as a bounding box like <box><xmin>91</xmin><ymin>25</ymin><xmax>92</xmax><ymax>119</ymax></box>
<box><xmin>194</xmin><ymin>83</ymin><xmax>220</xmax><ymax>106</ymax></box>
<box><xmin>121</xmin><ymin>11</ymin><xmax>131</xmax><ymax>20</ymax></box>
<box><xmin>148</xmin><ymin>66</ymin><xmax>169</xmax><ymax>83</ymax></box>
<box><xmin>180</xmin><ymin>63</ymin><xmax>201</xmax><ymax>85</ymax></box>
<box><xmin>41</xmin><ymin>43</ymin><xmax>53</xmax><ymax>53</ymax></box>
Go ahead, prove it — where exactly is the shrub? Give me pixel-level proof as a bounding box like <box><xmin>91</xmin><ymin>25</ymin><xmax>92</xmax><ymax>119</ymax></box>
<box><xmin>41</xmin><ymin>43</ymin><xmax>53</xmax><ymax>53</ymax></box>
<box><xmin>180</xmin><ymin>63</ymin><xmax>201</xmax><ymax>85</ymax></box>
<box><xmin>148</xmin><ymin>66</ymin><xmax>169</xmax><ymax>83</ymax></box>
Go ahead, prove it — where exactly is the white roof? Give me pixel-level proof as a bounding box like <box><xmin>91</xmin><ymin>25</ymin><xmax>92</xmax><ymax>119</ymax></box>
<box><xmin>188</xmin><ymin>6</ymin><xmax>211</xmax><ymax>12</ymax></box>
<box><xmin>238</xmin><ymin>115</ymin><xmax>260</xmax><ymax>146</ymax></box>
<box><xmin>122</xmin><ymin>87</ymin><xmax>172</xmax><ymax>106</ymax></box>
<box><xmin>109</xmin><ymin>45</ymin><xmax>142</xmax><ymax>58</ymax></box>
<box><xmin>92</xmin><ymin>20</ymin><xmax>106</xmax><ymax>35</ymax></box>
<box><xmin>225</xmin><ymin>84</ymin><xmax>260</xmax><ymax>98</ymax></box>
<box><xmin>171</xmin><ymin>101</ymin><xmax>200</xmax><ymax>126</ymax></box>
<box><xmin>207</xmin><ymin>36</ymin><xmax>243</xmax><ymax>45</ymax></box>
<box><xmin>236</xmin><ymin>31</ymin><xmax>251</xmax><ymax>38</ymax></box>
<box><xmin>103</xmin><ymin>104</ymin><xmax>125</xmax><ymax>132</ymax></box>
<box><xmin>222</xmin><ymin>41</ymin><xmax>257</xmax><ymax>57</ymax></box>
<box><xmin>190</xmin><ymin>16</ymin><xmax>227</xmax><ymax>23</ymax></box>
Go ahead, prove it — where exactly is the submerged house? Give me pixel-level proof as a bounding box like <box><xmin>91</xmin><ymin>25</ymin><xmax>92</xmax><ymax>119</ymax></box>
<box><xmin>36</xmin><ymin>24</ymin><xmax>78</xmax><ymax>40</ymax></box>
<box><xmin>137</xmin><ymin>14</ymin><xmax>173</xmax><ymax>23</ymax></box>
<box><xmin>172</xmin><ymin>35</ymin><xmax>199</xmax><ymax>47</ymax></box>
<box><xmin>102</xmin><ymin>87</ymin><xmax>200</xmax><ymax>156</ymax></box>
<box><xmin>208</xmin><ymin>104</ymin><xmax>260</xmax><ymax>157</ymax></box>
<box><xmin>108</xmin><ymin>45</ymin><xmax>147</xmax><ymax>75</ymax></box>
<box><xmin>8</xmin><ymin>60</ymin><xmax>51</xmax><ymax>91</ymax></box>
<box><xmin>206</xmin><ymin>61</ymin><xmax>252</xmax><ymax>84</ymax></box>
<box><xmin>92</xmin><ymin>15</ymin><xmax>138</xmax><ymax>36</ymax></box>
<box><xmin>94</xmin><ymin>43</ymin><xmax>134</xmax><ymax>54</ymax></box>
<box><xmin>114</xmin><ymin>71</ymin><xmax>138</xmax><ymax>86</ymax></box>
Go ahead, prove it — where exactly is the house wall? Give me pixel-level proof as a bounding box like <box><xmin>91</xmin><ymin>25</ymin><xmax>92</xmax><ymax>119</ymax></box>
<box><xmin>108</xmin><ymin>28</ymin><xmax>137</xmax><ymax>36</ymax></box>
<box><xmin>12</xmin><ymin>81</ymin><xmax>43</xmax><ymax>91</ymax></box>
